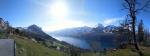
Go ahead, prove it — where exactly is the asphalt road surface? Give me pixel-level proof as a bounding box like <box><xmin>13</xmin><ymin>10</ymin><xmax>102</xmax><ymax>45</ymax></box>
<box><xmin>0</xmin><ymin>39</ymin><xmax>15</xmax><ymax>56</ymax></box>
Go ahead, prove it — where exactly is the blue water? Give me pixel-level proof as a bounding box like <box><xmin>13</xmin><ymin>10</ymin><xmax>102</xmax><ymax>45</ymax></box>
<box><xmin>52</xmin><ymin>36</ymin><xmax>91</xmax><ymax>49</ymax></box>
<box><xmin>52</xmin><ymin>35</ymin><xmax>116</xmax><ymax>50</ymax></box>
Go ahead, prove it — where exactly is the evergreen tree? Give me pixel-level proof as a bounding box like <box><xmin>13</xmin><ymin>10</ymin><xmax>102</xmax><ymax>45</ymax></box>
<box><xmin>138</xmin><ymin>19</ymin><xmax>144</xmax><ymax>44</ymax></box>
<box><xmin>123</xmin><ymin>0</ymin><xmax>150</xmax><ymax>56</ymax></box>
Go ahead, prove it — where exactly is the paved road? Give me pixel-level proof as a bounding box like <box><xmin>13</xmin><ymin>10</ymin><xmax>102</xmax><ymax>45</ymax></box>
<box><xmin>0</xmin><ymin>39</ymin><xmax>15</xmax><ymax>56</ymax></box>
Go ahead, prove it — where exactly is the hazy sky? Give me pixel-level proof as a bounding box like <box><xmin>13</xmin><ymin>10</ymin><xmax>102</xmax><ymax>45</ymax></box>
<box><xmin>0</xmin><ymin>0</ymin><xmax>150</xmax><ymax>32</ymax></box>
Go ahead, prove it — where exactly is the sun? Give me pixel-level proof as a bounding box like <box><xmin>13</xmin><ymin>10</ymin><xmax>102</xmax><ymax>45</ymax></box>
<box><xmin>49</xmin><ymin>0</ymin><xmax>69</xmax><ymax>19</ymax></box>
<box><xmin>42</xmin><ymin>0</ymin><xmax>87</xmax><ymax>32</ymax></box>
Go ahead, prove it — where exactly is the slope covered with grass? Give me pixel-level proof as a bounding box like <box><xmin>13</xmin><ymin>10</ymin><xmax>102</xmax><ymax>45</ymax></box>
<box><xmin>10</xmin><ymin>35</ymin><xmax>66</xmax><ymax>56</ymax></box>
<box><xmin>81</xmin><ymin>48</ymin><xmax>150</xmax><ymax>56</ymax></box>
<box><xmin>12</xmin><ymin>35</ymin><xmax>150</xmax><ymax>56</ymax></box>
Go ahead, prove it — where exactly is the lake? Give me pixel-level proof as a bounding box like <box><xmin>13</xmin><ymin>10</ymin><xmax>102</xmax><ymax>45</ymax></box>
<box><xmin>52</xmin><ymin>35</ymin><xmax>116</xmax><ymax>50</ymax></box>
<box><xmin>52</xmin><ymin>35</ymin><xmax>91</xmax><ymax>49</ymax></box>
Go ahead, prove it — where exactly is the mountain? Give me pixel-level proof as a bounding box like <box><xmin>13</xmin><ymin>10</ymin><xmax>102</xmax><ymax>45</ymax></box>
<box><xmin>2</xmin><ymin>17</ymin><xmax>90</xmax><ymax>56</ymax></box>
<box><xmin>50</xmin><ymin>24</ymin><xmax>114</xmax><ymax>37</ymax></box>
<box><xmin>50</xmin><ymin>26</ymin><xmax>92</xmax><ymax>37</ymax></box>
<box><xmin>49</xmin><ymin>24</ymin><xmax>117</xmax><ymax>40</ymax></box>
<box><xmin>50</xmin><ymin>24</ymin><xmax>106</xmax><ymax>36</ymax></box>
<box><xmin>13</xmin><ymin>35</ymin><xmax>66</xmax><ymax>56</ymax></box>
<box><xmin>16</xmin><ymin>24</ymin><xmax>57</xmax><ymax>42</ymax></box>
<box><xmin>49</xmin><ymin>24</ymin><xmax>117</xmax><ymax>50</ymax></box>
<box><xmin>104</xmin><ymin>25</ymin><xmax>117</xmax><ymax>33</ymax></box>
<box><xmin>27</xmin><ymin>24</ymin><xmax>44</xmax><ymax>35</ymax></box>
<box><xmin>15</xmin><ymin>24</ymin><xmax>86</xmax><ymax>50</ymax></box>
<box><xmin>0</xmin><ymin>18</ymin><xmax>70</xmax><ymax>56</ymax></box>
<box><xmin>91</xmin><ymin>23</ymin><xmax>104</xmax><ymax>33</ymax></box>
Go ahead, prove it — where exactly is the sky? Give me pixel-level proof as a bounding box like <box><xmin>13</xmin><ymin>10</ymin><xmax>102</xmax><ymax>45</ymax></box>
<box><xmin>0</xmin><ymin>0</ymin><xmax>150</xmax><ymax>32</ymax></box>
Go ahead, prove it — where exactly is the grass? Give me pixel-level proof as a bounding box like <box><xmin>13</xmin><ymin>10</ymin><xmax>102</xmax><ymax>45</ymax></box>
<box><xmin>1</xmin><ymin>34</ymin><xmax>150</xmax><ymax>56</ymax></box>
<box><xmin>81</xmin><ymin>52</ymin><xmax>98</xmax><ymax>56</ymax></box>
<box><xmin>80</xmin><ymin>49</ymin><xmax>139</xmax><ymax>56</ymax></box>
<box><xmin>81</xmin><ymin>47</ymin><xmax>150</xmax><ymax>56</ymax></box>
<box><xmin>10</xmin><ymin>35</ymin><xmax>67</xmax><ymax>56</ymax></box>
<box><xmin>105</xmin><ymin>49</ymin><xmax>139</xmax><ymax>56</ymax></box>
<box><xmin>13</xmin><ymin>35</ymin><xmax>150</xmax><ymax>56</ymax></box>
<box><xmin>140</xmin><ymin>46</ymin><xmax>150</xmax><ymax>56</ymax></box>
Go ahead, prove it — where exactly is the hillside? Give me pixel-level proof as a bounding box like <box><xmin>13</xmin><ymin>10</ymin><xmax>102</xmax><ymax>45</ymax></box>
<box><xmin>9</xmin><ymin>35</ymin><xmax>67</xmax><ymax>56</ymax></box>
<box><xmin>5</xmin><ymin>32</ymin><xmax>150</xmax><ymax>56</ymax></box>
<box><xmin>0</xmin><ymin>18</ymin><xmax>85</xmax><ymax>56</ymax></box>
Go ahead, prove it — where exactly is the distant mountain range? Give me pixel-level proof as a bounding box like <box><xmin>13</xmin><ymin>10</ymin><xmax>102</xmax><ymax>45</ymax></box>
<box><xmin>0</xmin><ymin>17</ymin><xmax>87</xmax><ymax>56</ymax></box>
<box><xmin>50</xmin><ymin>26</ymin><xmax>92</xmax><ymax>37</ymax></box>
<box><xmin>0</xmin><ymin>17</ymin><xmax>84</xmax><ymax>51</ymax></box>
<box><xmin>16</xmin><ymin>24</ymin><xmax>56</xmax><ymax>42</ymax></box>
<box><xmin>50</xmin><ymin>24</ymin><xmax>117</xmax><ymax>37</ymax></box>
<box><xmin>0</xmin><ymin>17</ymin><xmax>118</xmax><ymax>50</ymax></box>
<box><xmin>50</xmin><ymin>24</ymin><xmax>118</xmax><ymax>50</ymax></box>
<box><xmin>15</xmin><ymin>24</ymin><xmax>84</xmax><ymax>50</ymax></box>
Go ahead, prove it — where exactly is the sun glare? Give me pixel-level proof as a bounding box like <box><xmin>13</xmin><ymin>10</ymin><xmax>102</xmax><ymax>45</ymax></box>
<box><xmin>43</xmin><ymin>0</ymin><xmax>86</xmax><ymax>32</ymax></box>
<box><xmin>50</xmin><ymin>0</ymin><xmax>69</xmax><ymax>19</ymax></box>
<box><xmin>43</xmin><ymin>19</ymin><xmax>86</xmax><ymax>32</ymax></box>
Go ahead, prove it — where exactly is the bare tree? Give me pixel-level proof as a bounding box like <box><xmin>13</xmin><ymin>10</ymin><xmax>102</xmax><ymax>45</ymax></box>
<box><xmin>123</xmin><ymin>0</ymin><xmax>150</xmax><ymax>56</ymax></box>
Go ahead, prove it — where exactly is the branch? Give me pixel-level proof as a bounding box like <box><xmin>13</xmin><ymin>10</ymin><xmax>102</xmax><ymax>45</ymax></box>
<box><xmin>121</xmin><ymin>3</ymin><xmax>129</xmax><ymax>10</ymax></box>
<box><xmin>136</xmin><ymin>0</ymin><xmax>150</xmax><ymax>12</ymax></box>
<box><xmin>124</xmin><ymin>0</ymin><xmax>133</xmax><ymax>15</ymax></box>
<box><xmin>125</xmin><ymin>0</ymin><xmax>131</xmax><ymax>8</ymax></box>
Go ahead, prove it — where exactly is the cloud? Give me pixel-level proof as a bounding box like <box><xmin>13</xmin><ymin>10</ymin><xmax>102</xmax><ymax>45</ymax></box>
<box><xmin>42</xmin><ymin>19</ymin><xmax>88</xmax><ymax>32</ymax></box>
<box><xmin>103</xmin><ymin>18</ymin><xmax>122</xmax><ymax>26</ymax></box>
<box><xmin>42</xmin><ymin>17</ymin><xmax>122</xmax><ymax>32</ymax></box>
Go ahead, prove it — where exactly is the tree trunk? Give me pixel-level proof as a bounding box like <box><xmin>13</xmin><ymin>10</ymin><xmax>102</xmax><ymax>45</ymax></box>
<box><xmin>132</xmin><ymin>16</ymin><xmax>143</xmax><ymax>56</ymax></box>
